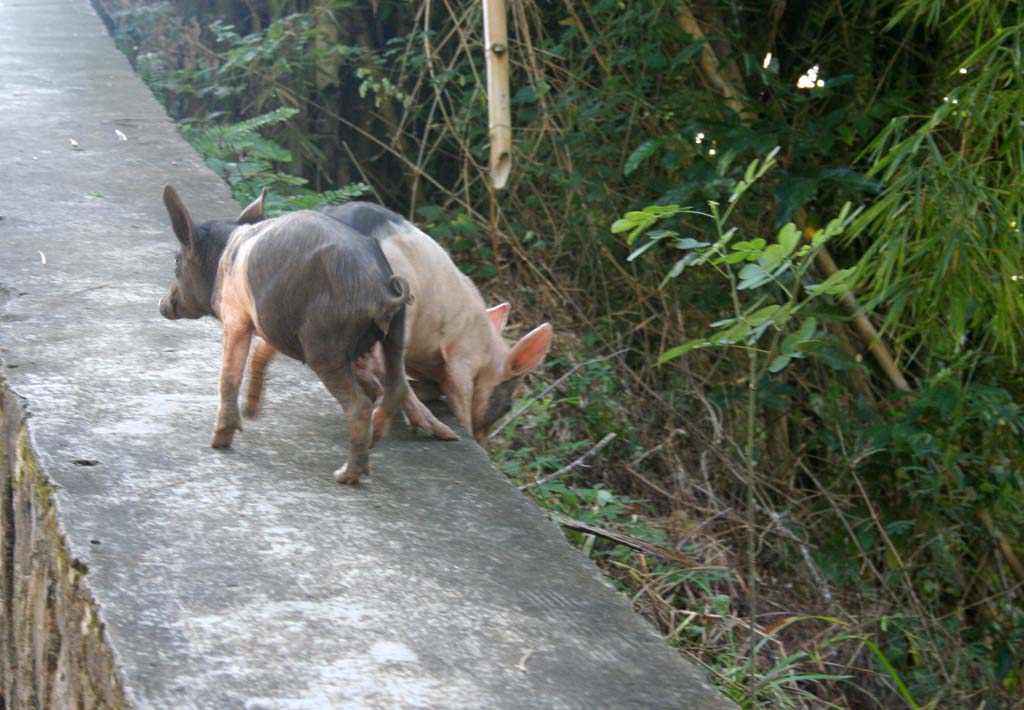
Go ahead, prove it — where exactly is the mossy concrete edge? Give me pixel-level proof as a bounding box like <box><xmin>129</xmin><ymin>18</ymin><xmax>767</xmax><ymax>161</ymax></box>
<box><xmin>1</xmin><ymin>386</ymin><xmax>128</xmax><ymax>709</ymax></box>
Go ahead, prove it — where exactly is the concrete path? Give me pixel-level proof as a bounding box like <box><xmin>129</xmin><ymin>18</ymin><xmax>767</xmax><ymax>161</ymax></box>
<box><xmin>0</xmin><ymin>1</ymin><xmax>733</xmax><ymax>707</ymax></box>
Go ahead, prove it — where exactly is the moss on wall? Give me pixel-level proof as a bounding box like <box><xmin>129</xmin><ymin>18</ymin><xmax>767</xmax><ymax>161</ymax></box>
<box><xmin>0</xmin><ymin>388</ymin><xmax>128</xmax><ymax>709</ymax></box>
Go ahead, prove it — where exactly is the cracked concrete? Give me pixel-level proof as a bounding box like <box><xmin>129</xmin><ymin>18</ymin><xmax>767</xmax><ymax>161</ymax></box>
<box><xmin>0</xmin><ymin>0</ymin><xmax>734</xmax><ymax>707</ymax></box>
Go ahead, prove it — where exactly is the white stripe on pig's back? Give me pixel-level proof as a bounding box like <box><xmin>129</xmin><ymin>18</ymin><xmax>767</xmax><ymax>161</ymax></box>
<box><xmin>222</xmin><ymin>223</ymin><xmax>267</xmax><ymax>337</ymax></box>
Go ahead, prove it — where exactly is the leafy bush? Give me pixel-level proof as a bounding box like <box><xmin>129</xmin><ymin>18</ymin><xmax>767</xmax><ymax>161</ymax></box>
<box><xmin>180</xmin><ymin>107</ymin><xmax>368</xmax><ymax>212</ymax></box>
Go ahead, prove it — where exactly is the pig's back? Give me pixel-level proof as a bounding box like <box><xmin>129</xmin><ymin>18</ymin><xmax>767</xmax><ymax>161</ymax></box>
<box><xmin>320</xmin><ymin>203</ymin><xmax>488</xmax><ymax>366</ymax></box>
<box><xmin>239</xmin><ymin>211</ymin><xmax>398</xmax><ymax>361</ymax></box>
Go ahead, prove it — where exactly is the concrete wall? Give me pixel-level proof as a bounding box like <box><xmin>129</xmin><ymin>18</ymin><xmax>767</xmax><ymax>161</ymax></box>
<box><xmin>1</xmin><ymin>390</ymin><xmax>126</xmax><ymax>709</ymax></box>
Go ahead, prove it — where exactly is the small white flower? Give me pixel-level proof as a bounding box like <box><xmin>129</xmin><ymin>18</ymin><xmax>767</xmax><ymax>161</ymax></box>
<box><xmin>797</xmin><ymin>65</ymin><xmax>821</xmax><ymax>90</ymax></box>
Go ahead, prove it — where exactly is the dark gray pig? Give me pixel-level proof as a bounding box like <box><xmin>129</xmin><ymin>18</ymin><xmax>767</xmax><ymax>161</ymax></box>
<box><xmin>158</xmin><ymin>185</ymin><xmax>411</xmax><ymax>484</ymax></box>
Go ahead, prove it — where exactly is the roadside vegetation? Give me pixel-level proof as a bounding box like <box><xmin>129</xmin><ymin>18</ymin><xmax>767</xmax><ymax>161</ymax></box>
<box><xmin>95</xmin><ymin>0</ymin><xmax>1024</xmax><ymax>706</ymax></box>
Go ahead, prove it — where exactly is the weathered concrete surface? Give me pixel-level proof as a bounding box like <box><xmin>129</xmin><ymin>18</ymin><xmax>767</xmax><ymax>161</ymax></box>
<box><xmin>0</xmin><ymin>1</ymin><xmax>734</xmax><ymax>708</ymax></box>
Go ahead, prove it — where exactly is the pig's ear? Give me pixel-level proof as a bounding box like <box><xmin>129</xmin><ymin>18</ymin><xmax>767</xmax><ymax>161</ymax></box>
<box><xmin>486</xmin><ymin>303</ymin><xmax>510</xmax><ymax>333</ymax></box>
<box><xmin>237</xmin><ymin>187</ymin><xmax>267</xmax><ymax>224</ymax></box>
<box><xmin>163</xmin><ymin>185</ymin><xmax>195</xmax><ymax>251</ymax></box>
<box><xmin>507</xmin><ymin>323</ymin><xmax>552</xmax><ymax>377</ymax></box>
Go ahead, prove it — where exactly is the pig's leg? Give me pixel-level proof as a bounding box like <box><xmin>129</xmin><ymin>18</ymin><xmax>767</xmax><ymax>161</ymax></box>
<box><xmin>363</xmin><ymin>346</ymin><xmax>454</xmax><ymax>440</ymax></box>
<box><xmin>313</xmin><ymin>362</ymin><xmax>373</xmax><ymax>484</ymax></box>
<box><xmin>441</xmin><ymin>366</ymin><xmax>476</xmax><ymax>440</ymax></box>
<box><xmin>353</xmin><ymin>360</ymin><xmax>383</xmax><ymax>401</ymax></box>
<box><xmin>369</xmin><ymin>307</ymin><xmax>409</xmax><ymax>448</ymax></box>
<box><xmin>243</xmin><ymin>338</ymin><xmax>277</xmax><ymax>419</ymax></box>
<box><xmin>400</xmin><ymin>388</ymin><xmax>458</xmax><ymax>441</ymax></box>
<box><xmin>211</xmin><ymin>320</ymin><xmax>254</xmax><ymax>448</ymax></box>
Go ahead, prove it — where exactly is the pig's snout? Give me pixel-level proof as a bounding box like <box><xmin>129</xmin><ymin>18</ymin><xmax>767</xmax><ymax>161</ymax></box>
<box><xmin>159</xmin><ymin>293</ymin><xmax>180</xmax><ymax>320</ymax></box>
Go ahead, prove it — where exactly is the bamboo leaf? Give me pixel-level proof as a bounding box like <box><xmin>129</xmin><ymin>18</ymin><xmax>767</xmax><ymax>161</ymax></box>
<box><xmin>657</xmin><ymin>338</ymin><xmax>708</xmax><ymax>364</ymax></box>
<box><xmin>624</xmin><ymin>139</ymin><xmax>660</xmax><ymax>176</ymax></box>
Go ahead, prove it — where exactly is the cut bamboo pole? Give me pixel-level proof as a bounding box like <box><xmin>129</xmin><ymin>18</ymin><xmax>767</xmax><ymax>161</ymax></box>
<box><xmin>483</xmin><ymin>0</ymin><xmax>512</xmax><ymax>189</ymax></box>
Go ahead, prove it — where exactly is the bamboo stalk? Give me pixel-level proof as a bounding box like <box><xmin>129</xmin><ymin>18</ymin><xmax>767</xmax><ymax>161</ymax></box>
<box><xmin>802</xmin><ymin>222</ymin><xmax>911</xmax><ymax>393</ymax></box>
<box><xmin>977</xmin><ymin>507</ymin><xmax>1024</xmax><ymax>586</ymax></box>
<box><xmin>676</xmin><ymin>3</ymin><xmax>752</xmax><ymax>121</ymax></box>
<box><xmin>483</xmin><ymin>0</ymin><xmax>512</xmax><ymax>188</ymax></box>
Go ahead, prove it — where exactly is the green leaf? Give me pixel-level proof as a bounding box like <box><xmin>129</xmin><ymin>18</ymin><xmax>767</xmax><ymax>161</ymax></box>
<box><xmin>796</xmin><ymin>316</ymin><xmax>818</xmax><ymax>342</ymax></box>
<box><xmin>647</xmin><ymin>229</ymin><xmax>677</xmax><ymax>240</ymax></box>
<box><xmin>811</xmin><ymin>346</ymin><xmax>859</xmax><ymax>370</ymax></box>
<box><xmin>675</xmin><ymin>36</ymin><xmax>713</xmax><ymax>64</ymax></box>
<box><xmin>657</xmin><ymin>338</ymin><xmax>708</xmax><ymax>364</ymax></box>
<box><xmin>675</xmin><ymin>237</ymin><xmax>708</xmax><ymax>250</ymax></box>
<box><xmin>861</xmin><ymin>639</ymin><xmax>922</xmax><ymax>710</ymax></box>
<box><xmin>709</xmin><ymin>320</ymin><xmax>752</xmax><ymax>345</ymax></box>
<box><xmin>819</xmin><ymin>166</ymin><xmax>881</xmax><ymax>195</ymax></box>
<box><xmin>812</xmin><ymin>203</ymin><xmax>858</xmax><ymax>246</ymax></box>
<box><xmin>611</xmin><ymin>218</ymin><xmax>634</xmax><ymax>234</ymax></box>
<box><xmin>624</xmin><ymin>139</ymin><xmax>660</xmax><ymax>176</ymax></box>
<box><xmin>721</xmin><ymin>251</ymin><xmax>750</xmax><ymax>264</ymax></box>
<box><xmin>813</xmin><ymin>267</ymin><xmax>856</xmax><ymax>295</ymax></box>
<box><xmin>745</xmin><ymin>304</ymin><xmax>781</xmax><ymax>326</ymax></box>
<box><xmin>664</xmin><ymin>256</ymin><xmax>689</xmax><ymax>280</ymax></box>
<box><xmin>774</xmin><ymin>176</ymin><xmax>819</xmax><ymax>226</ymax></box>
<box><xmin>737</xmin><ymin>263</ymin><xmax>772</xmax><ymax>290</ymax></box>
<box><xmin>781</xmin><ymin>333</ymin><xmax>800</xmax><ymax>355</ymax></box>
<box><xmin>626</xmin><ymin>225</ymin><xmax>650</xmax><ymax>246</ymax></box>
<box><xmin>777</xmin><ymin>222</ymin><xmax>800</xmax><ymax>255</ymax></box>
<box><xmin>744</xmin><ymin>159</ymin><xmax>760</xmax><ymax>184</ymax></box>
<box><xmin>769</xmin><ymin>354</ymin><xmax>793</xmax><ymax>373</ymax></box>
<box><xmin>759</xmin><ymin>243</ymin><xmax>789</xmax><ymax>268</ymax></box>
<box><xmin>768</xmin><ymin>302</ymin><xmax>794</xmax><ymax>328</ymax></box>
<box><xmin>730</xmin><ymin>238</ymin><xmax>766</xmax><ymax>252</ymax></box>
<box><xmin>627</xmin><ymin>239</ymin><xmax>660</xmax><ymax>262</ymax></box>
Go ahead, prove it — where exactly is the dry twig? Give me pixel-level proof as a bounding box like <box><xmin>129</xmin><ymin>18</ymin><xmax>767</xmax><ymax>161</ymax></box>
<box><xmin>518</xmin><ymin>433</ymin><xmax>617</xmax><ymax>490</ymax></box>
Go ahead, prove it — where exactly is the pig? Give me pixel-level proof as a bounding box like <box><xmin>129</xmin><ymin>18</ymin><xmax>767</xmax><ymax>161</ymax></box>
<box><xmin>242</xmin><ymin>200</ymin><xmax>553</xmax><ymax>446</ymax></box>
<box><xmin>157</xmin><ymin>185</ymin><xmax>411</xmax><ymax>484</ymax></box>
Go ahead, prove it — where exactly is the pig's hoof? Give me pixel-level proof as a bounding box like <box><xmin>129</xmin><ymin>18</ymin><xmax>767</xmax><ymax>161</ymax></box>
<box><xmin>210</xmin><ymin>426</ymin><xmax>239</xmax><ymax>448</ymax></box>
<box><xmin>406</xmin><ymin>409</ymin><xmax>459</xmax><ymax>441</ymax></box>
<box><xmin>334</xmin><ymin>463</ymin><xmax>365</xmax><ymax>485</ymax></box>
<box><xmin>431</xmin><ymin>422</ymin><xmax>459</xmax><ymax>441</ymax></box>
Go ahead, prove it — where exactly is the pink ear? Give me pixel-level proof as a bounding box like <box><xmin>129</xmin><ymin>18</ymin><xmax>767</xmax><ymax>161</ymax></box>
<box><xmin>508</xmin><ymin>323</ymin><xmax>553</xmax><ymax>376</ymax></box>
<box><xmin>487</xmin><ymin>302</ymin><xmax>511</xmax><ymax>333</ymax></box>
